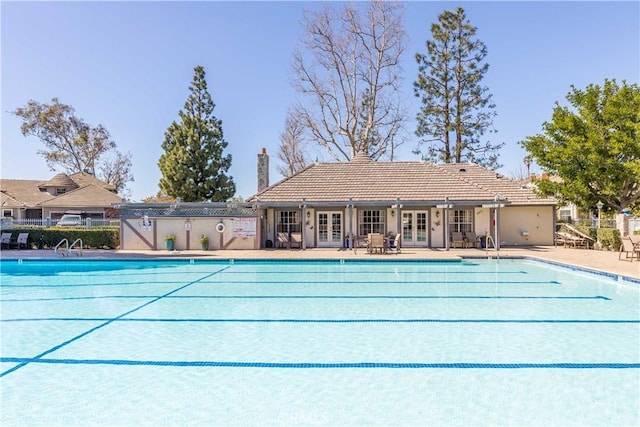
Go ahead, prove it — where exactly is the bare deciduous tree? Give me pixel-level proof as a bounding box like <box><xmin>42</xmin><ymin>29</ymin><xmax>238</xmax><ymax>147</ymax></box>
<box><xmin>276</xmin><ymin>110</ymin><xmax>310</xmax><ymax>177</ymax></box>
<box><xmin>292</xmin><ymin>0</ymin><xmax>407</xmax><ymax>161</ymax></box>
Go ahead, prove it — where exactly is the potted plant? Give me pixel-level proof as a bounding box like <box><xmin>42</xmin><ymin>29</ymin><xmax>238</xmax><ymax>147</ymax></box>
<box><xmin>478</xmin><ymin>233</ymin><xmax>487</xmax><ymax>249</ymax></box>
<box><xmin>165</xmin><ymin>234</ymin><xmax>176</xmax><ymax>251</ymax></box>
<box><xmin>200</xmin><ymin>234</ymin><xmax>209</xmax><ymax>250</ymax></box>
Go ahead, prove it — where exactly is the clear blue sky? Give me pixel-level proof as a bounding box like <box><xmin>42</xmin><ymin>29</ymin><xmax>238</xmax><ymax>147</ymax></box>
<box><xmin>2</xmin><ymin>1</ymin><xmax>638</xmax><ymax>202</ymax></box>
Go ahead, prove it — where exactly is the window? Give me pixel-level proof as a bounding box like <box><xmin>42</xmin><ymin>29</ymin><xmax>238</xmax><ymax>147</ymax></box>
<box><xmin>449</xmin><ymin>209</ymin><xmax>473</xmax><ymax>233</ymax></box>
<box><xmin>55</xmin><ymin>188</ymin><xmax>66</xmax><ymax>195</ymax></box>
<box><xmin>2</xmin><ymin>209</ymin><xmax>13</xmax><ymax>218</ymax></box>
<box><xmin>358</xmin><ymin>209</ymin><xmax>385</xmax><ymax>236</ymax></box>
<box><xmin>277</xmin><ymin>211</ymin><xmax>301</xmax><ymax>233</ymax></box>
<box><xmin>558</xmin><ymin>207</ymin><xmax>572</xmax><ymax>223</ymax></box>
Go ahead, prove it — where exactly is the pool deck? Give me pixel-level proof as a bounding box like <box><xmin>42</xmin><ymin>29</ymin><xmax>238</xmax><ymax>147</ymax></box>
<box><xmin>1</xmin><ymin>246</ymin><xmax>638</xmax><ymax>280</ymax></box>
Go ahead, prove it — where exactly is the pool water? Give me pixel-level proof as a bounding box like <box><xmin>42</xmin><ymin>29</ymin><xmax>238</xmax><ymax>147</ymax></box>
<box><xmin>1</xmin><ymin>259</ymin><xmax>638</xmax><ymax>426</ymax></box>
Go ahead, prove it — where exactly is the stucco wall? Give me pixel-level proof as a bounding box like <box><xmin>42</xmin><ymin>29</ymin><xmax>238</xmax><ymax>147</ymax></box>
<box><xmin>120</xmin><ymin>217</ymin><xmax>259</xmax><ymax>250</ymax></box>
<box><xmin>498</xmin><ymin>205</ymin><xmax>555</xmax><ymax>246</ymax></box>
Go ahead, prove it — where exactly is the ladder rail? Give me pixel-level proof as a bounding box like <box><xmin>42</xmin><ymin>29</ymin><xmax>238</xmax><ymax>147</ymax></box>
<box><xmin>69</xmin><ymin>238</ymin><xmax>83</xmax><ymax>257</ymax></box>
<box><xmin>54</xmin><ymin>238</ymin><xmax>69</xmax><ymax>256</ymax></box>
<box><xmin>53</xmin><ymin>238</ymin><xmax>83</xmax><ymax>257</ymax></box>
<box><xmin>485</xmin><ymin>235</ymin><xmax>500</xmax><ymax>259</ymax></box>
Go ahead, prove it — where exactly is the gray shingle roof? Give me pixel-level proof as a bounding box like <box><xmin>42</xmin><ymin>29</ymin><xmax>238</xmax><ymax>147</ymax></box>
<box><xmin>249</xmin><ymin>158</ymin><xmax>556</xmax><ymax>206</ymax></box>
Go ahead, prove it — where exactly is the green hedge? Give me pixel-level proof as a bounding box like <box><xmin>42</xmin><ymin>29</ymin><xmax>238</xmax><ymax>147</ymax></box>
<box><xmin>596</xmin><ymin>228</ymin><xmax>621</xmax><ymax>251</ymax></box>
<box><xmin>1</xmin><ymin>227</ymin><xmax>119</xmax><ymax>249</ymax></box>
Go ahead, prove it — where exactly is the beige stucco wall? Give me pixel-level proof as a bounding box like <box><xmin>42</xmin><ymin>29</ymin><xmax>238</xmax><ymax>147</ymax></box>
<box><xmin>121</xmin><ymin>217</ymin><xmax>258</xmax><ymax>250</ymax></box>
<box><xmin>497</xmin><ymin>205</ymin><xmax>555</xmax><ymax>246</ymax></box>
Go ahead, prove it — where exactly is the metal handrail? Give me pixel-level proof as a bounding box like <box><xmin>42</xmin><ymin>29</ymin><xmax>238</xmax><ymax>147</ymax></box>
<box><xmin>54</xmin><ymin>238</ymin><xmax>69</xmax><ymax>256</ymax></box>
<box><xmin>69</xmin><ymin>238</ymin><xmax>83</xmax><ymax>257</ymax></box>
<box><xmin>53</xmin><ymin>238</ymin><xmax>83</xmax><ymax>257</ymax></box>
<box><xmin>485</xmin><ymin>235</ymin><xmax>500</xmax><ymax>259</ymax></box>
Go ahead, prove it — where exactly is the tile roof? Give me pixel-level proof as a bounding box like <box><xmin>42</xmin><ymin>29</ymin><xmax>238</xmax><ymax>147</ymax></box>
<box><xmin>0</xmin><ymin>173</ymin><xmax>122</xmax><ymax>208</ymax></box>
<box><xmin>1</xmin><ymin>179</ymin><xmax>54</xmax><ymax>206</ymax></box>
<box><xmin>249</xmin><ymin>157</ymin><xmax>556</xmax><ymax>206</ymax></box>
<box><xmin>39</xmin><ymin>173</ymin><xmax>79</xmax><ymax>189</ymax></box>
<box><xmin>39</xmin><ymin>185</ymin><xmax>123</xmax><ymax>207</ymax></box>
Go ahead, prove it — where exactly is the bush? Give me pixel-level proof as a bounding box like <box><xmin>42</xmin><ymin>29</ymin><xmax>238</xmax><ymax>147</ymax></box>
<box><xmin>596</xmin><ymin>228</ymin><xmax>621</xmax><ymax>251</ymax></box>
<box><xmin>0</xmin><ymin>228</ymin><xmax>119</xmax><ymax>249</ymax></box>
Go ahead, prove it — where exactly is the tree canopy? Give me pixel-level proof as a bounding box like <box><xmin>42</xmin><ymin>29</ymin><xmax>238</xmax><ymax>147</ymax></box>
<box><xmin>158</xmin><ymin>66</ymin><xmax>235</xmax><ymax>202</ymax></box>
<box><xmin>414</xmin><ymin>7</ymin><xmax>501</xmax><ymax>168</ymax></box>
<box><xmin>520</xmin><ymin>79</ymin><xmax>640</xmax><ymax>213</ymax></box>
<box><xmin>291</xmin><ymin>1</ymin><xmax>407</xmax><ymax>161</ymax></box>
<box><xmin>12</xmin><ymin>98</ymin><xmax>133</xmax><ymax>195</ymax></box>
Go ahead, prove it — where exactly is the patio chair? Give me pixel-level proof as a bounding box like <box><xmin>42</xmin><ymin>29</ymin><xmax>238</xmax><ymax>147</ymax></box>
<box><xmin>16</xmin><ymin>232</ymin><xmax>29</xmax><ymax>249</ymax></box>
<box><xmin>451</xmin><ymin>232</ymin><xmax>465</xmax><ymax>248</ymax></box>
<box><xmin>619</xmin><ymin>237</ymin><xmax>640</xmax><ymax>262</ymax></box>
<box><xmin>388</xmin><ymin>233</ymin><xmax>401</xmax><ymax>254</ymax></box>
<box><xmin>564</xmin><ymin>224</ymin><xmax>595</xmax><ymax>246</ymax></box>
<box><xmin>369</xmin><ymin>233</ymin><xmax>385</xmax><ymax>254</ymax></box>
<box><xmin>556</xmin><ymin>231</ymin><xmax>589</xmax><ymax>249</ymax></box>
<box><xmin>1</xmin><ymin>232</ymin><xmax>12</xmax><ymax>249</ymax></box>
<box><xmin>289</xmin><ymin>232</ymin><xmax>303</xmax><ymax>249</ymax></box>
<box><xmin>277</xmin><ymin>232</ymin><xmax>290</xmax><ymax>249</ymax></box>
<box><xmin>465</xmin><ymin>232</ymin><xmax>478</xmax><ymax>248</ymax></box>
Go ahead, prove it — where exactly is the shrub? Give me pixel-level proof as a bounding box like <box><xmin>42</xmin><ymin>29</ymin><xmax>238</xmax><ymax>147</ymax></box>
<box><xmin>0</xmin><ymin>228</ymin><xmax>119</xmax><ymax>249</ymax></box>
<box><xmin>596</xmin><ymin>228</ymin><xmax>621</xmax><ymax>251</ymax></box>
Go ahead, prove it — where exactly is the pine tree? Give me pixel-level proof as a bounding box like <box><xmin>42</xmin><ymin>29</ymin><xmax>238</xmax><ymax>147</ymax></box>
<box><xmin>414</xmin><ymin>7</ymin><xmax>502</xmax><ymax>168</ymax></box>
<box><xmin>158</xmin><ymin>66</ymin><xmax>235</xmax><ymax>202</ymax></box>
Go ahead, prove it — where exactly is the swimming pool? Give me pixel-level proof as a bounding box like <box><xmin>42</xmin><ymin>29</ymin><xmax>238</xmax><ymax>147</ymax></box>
<box><xmin>1</xmin><ymin>258</ymin><xmax>638</xmax><ymax>426</ymax></box>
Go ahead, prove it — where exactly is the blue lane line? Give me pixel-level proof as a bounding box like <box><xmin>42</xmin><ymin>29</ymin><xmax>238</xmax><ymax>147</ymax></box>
<box><xmin>3</xmin><ymin>318</ymin><xmax>637</xmax><ymax>324</ymax></box>
<box><xmin>1</xmin><ymin>357</ymin><xmax>638</xmax><ymax>369</ymax></box>
<box><xmin>0</xmin><ymin>280</ymin><xmax>561</xmax><ymax>288</ymax></box>
<box><xmin>0</xmin><ymin>294</ymin><xmax>610</xmax><ymax>303</ymax></box>
<box><xmin>0</xmin><ymin>266</ymin><xmax>231</xmax><ymax>378</ymax></box>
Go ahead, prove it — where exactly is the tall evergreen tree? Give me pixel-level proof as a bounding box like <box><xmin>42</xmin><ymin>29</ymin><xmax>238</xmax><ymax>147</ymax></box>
<box><xmin>414</xmin><ymin>7</ymin><xmax>502</xmax><ymax>168</ymax></box>
<box><xmin>158</xmin><ymin>66</ymin><xmax>235</xmax><ymax>202</ymax></box>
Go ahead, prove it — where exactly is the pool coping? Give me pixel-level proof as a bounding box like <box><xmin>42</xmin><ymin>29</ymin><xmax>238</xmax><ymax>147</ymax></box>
<box><xmin>2</xmin><ymin>254</ymin><xmax>638</xmax><ymax>287</ymax></box>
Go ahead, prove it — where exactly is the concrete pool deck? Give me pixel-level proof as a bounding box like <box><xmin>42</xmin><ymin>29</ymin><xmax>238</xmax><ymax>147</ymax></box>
<box><xmin>1</xmin><ymin>246</ymin><xmax>638</xmax><ymax>280</ymax></box>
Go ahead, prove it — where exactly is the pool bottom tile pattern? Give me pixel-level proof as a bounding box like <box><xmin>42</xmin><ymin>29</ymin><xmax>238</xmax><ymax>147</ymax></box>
<box><xmin>1</xmin><ymin>260</ymin><xmax>639</xmax><ymax>426</ymax></box>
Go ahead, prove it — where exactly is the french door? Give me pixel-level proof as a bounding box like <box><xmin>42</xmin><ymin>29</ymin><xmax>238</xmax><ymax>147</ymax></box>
<box><xmin>401</xmin><ymin>211</ymin><xmax>428</xmax><ymax>246</ymax></box>
<box><xmin>317</xmin><ymin>212</ymin><xmax>343</xmax><ymax>247</ymax></box>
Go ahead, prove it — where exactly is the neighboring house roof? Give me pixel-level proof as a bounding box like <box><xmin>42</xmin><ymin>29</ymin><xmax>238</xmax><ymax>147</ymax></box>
<box><xmin>1</xmin><ymin>179</ymin><xmax>53</xmax><ymax>206</ymax></box>
<box><xmin>39</xmin><ymin>172</ymin><xmax>79</xmax><ymax>189</ymax></box>
<box><xmin>68</xmin><ymin>171</ymin><xmax>117</xmax><ymax>192</ymax></box>
<box><xmin>249</xmin><ymin>153</ymin><xmax>556</xmax><ymax>206</ymax></box>
<box><xmin>38</xmin><ymin>184</ymin><xmax>123</xmax><ymax>207</ymax></box>
<box><xmin>0</xmin><ymin>172</ymin><xmax>122</xmax><ymax>209</ymax></box>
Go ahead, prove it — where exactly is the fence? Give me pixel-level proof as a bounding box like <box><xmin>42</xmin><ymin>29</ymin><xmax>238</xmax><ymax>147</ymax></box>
<box><xmin>0</xmin><ymin>218</ymin><xmax>120</xmax><ymax>229</ymax></box>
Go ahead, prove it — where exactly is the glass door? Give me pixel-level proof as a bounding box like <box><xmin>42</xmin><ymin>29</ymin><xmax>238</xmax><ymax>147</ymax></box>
<box><xmin>402</xmin><ymin>211</ymin><xmax>428</xmax><ymax>246</ymax></box>
<box><xmin>317</xmin><ymin>212</ymin><xmax>343</xmax><ymax>247</ymax></box>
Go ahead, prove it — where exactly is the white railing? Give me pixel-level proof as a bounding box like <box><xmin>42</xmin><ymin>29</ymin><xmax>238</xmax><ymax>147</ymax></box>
<box><xmin>2</xmin><ymin>218</ymin><xmax>119</xmax><ymax>228</ymax></box>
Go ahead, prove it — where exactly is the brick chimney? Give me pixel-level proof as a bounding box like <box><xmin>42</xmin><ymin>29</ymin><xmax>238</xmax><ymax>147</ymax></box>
<box><xmin>257</xmin><ymin>147</ymin><xmax>269</xmax><ymax>192</ymax></box>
